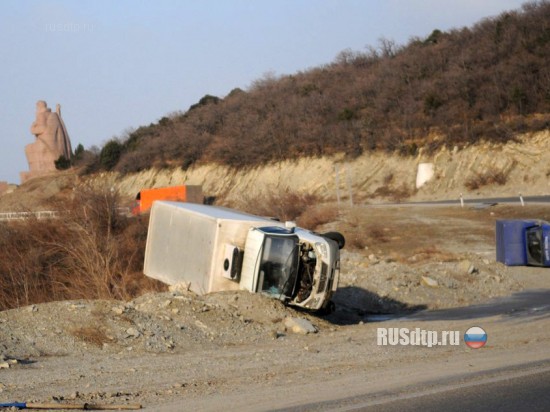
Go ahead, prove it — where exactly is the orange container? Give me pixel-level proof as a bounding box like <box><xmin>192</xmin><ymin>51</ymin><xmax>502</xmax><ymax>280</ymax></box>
<box><xmin>133</xmin><ymin>185</ymin><xmax>203</xmax><ymax>214</ymax></box>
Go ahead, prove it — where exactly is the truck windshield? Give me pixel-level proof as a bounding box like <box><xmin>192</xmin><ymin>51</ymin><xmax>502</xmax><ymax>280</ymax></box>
<box><xmin>257</xmin><ymin>234</ymin><xmax>299</xmax><ymax>298</ymax></box>
<box><xmin>526</xmin><ymin>227</ymin><xmax>543</xmax><ymax>265</ymax></box>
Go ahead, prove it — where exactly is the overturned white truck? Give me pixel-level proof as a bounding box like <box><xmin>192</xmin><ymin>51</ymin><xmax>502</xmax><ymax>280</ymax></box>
<box><xmin>143</xmin><ymin>202</ymin><xmax>344</xmax><ymax>312</ymax></box>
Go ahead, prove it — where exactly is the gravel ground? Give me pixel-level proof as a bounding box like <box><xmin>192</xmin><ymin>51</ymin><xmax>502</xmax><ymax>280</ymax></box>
<box><xmin>1</xmin><ymin>204</ymin><xmax>550</xmax><ymax>411</ymax></box>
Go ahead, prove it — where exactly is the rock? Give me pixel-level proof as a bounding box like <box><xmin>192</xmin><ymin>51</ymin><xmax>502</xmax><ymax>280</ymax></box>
<box><xmin>169</xmin><ymin>282</ymin><xmax>191</xmax><ymax>295</ymax></box>
<box><xmin>112</xmin><ymin>307</ymin><xmax>125</xmax><ymax>315</ymax></box>
<box><xmin>444</xmin><ymin>279</ymin><xmax>458</xmax><ymax>289</ymax></box>
<box><xmin>195</xmin><ymin>320</ymin><xmax>208</xmax><ymax>330</ymax></box>
<box><xmin>458</xmin><ymin>260</ymin><xmax>477</xmax><ymax>274</ymax></box>
<box><xmin>421</xmin><ymin>276</ymin><xmax>439</xmax><ymax>288</ymax></box>
<box><xmin>0</xmin><ymin>362</ymin><xmax>9</xmax><ymax>369</ymax></box>
<box><xmin>283</xmin><ymin>317</ymin><xmax>317</xmax><ymax>335</ymax></box>
<box><xmin>125</xmin><ymin>328</ymin><xmax>141</xmax><ymax>338</ymax></box>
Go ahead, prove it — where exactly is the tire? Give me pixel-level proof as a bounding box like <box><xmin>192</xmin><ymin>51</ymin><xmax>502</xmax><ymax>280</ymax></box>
<box><xmin>322</xmin><ymin>231</ymin><xmax>345</xmax><ymax>250</ymax></box>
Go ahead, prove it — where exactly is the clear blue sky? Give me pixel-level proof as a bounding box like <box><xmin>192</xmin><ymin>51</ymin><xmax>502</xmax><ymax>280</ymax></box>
<box><xmin>0</xmin><ymin>0</ymin><xmax>527</xmax><ymax>184</ymax></box>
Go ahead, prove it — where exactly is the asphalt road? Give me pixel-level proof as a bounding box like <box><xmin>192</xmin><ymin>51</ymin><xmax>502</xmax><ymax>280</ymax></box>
<box><xmin>285</xmin><ymin>363</ymin><xmax>550</xmax><ymax>412</ymax></box>
<box><xmin>299</xmin><ymin>291</ymin><xmax>550</xmax><ymax>412</ymax></box>
<box><xmin>404</xmin><ymin>194</ymin><xmax>550</xmax><ymax>206</ymax></box>
<box><xmin>402</xmin><ymin>289</ymin><xmax>550</xmax><ymax>322</ymax></box>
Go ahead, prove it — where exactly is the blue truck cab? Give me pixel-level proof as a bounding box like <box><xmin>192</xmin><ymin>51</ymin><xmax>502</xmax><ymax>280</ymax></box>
<box><xmin>496</xmin><ymin>220</ymin><xmax>550</xmax><ymax>266</ymax></box>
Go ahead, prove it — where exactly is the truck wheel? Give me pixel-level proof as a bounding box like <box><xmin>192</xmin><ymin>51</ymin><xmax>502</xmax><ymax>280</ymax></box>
<box><xmin>322</xmin><ymin>232</ymin><xmax>345</xmax><ymax>249</ymax></box>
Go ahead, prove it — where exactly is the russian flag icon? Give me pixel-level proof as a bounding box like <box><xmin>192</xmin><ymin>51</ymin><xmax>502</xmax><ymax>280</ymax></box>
<box><xmin>464</xmin><ymin>326</ymin><xmax>487</xmax><ymax>349</ymax></box>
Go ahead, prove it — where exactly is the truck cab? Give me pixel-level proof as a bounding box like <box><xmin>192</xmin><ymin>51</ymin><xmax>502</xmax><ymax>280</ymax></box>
<box><xmin>525</xmin><ymin>224</ymin><xmax>550</xmax><ymax>266</ymax></box>
<box><xmin>240</xmin><ymin>226</ymin><xmax>339</xmax><ymax>311</ymax></box>
<box><xmin>496</xmin><ymin>219</ymin><xmax>550</xmax><ymax>267</ymax></box>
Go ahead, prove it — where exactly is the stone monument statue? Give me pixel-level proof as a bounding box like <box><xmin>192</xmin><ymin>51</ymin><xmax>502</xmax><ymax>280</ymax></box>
<box><xmin>20</xmin><ymin>100</ymin><xmax>73</xmax><ymax>183</ymax></box>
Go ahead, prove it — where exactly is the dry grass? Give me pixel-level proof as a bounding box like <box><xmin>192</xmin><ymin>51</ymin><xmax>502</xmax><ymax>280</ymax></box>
<box><xmin>70</xmin><ymin>326</ymin><xmax>112</xmax><ymax>347</ymax></box>
<box><xmin>401</xmin><ymin>247</ymin><xmax>459</xmax><ymax>264</ymax></box>
<box><xmin>0</xmin><ymin>185</ymin><xmax>166</xmax><ymax>311</ymax></box>
<box><xmin>346</xmin><ymin>224</ymin><xmax>391</xmax><ymax>250</ymax></box>
<box><xmin>346</xmin><ymin>234</ymin><xmax>369</xmax><ymax>249</ymax></box>
<box><xmin>464</xmin><ymin>169</ymin><xmax>509</xmax><ymax>190</ymax></box>
<box><xmin>337</xmin><ymin>203</ymin><xmax>550</xmax><ymax>260</ymax></box>
<box><xmin>221</xmin><ymin>187</ymin><xmax>321</xmax><ymax>223</ymax></box>
<box><xmin>371</xmin><ymin>183</ymin><xmax>412</xmax><ymax>202</ymax></box>
<box><xmin>296</xmin><ymin>204</ymin><xmax>339</xmax><ymax>230</ymax></box>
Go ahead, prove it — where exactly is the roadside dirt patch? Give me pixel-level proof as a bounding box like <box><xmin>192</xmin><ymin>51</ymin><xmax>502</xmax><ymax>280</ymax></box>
<box><xmin>1</xmin><ymin>201</ymin><xmax>550</xmax><ymax>410</ymax></box>
<box><xmin>318</xmin><ymin>204</ymin><xmax>550</xmax><ymax>322</ymax></box>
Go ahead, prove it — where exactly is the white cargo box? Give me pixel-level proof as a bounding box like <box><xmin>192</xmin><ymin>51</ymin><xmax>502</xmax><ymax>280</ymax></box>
<box><xmin>143</xmin><ymin>201</ymin><xmax>282</xmax><ymax>294</ymax></box>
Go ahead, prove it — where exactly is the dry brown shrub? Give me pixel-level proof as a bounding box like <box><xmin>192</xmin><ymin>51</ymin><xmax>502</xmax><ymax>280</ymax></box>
<box><xmin>347</xmin><ymin>234</ymin><xmax>369</xmax><ymax>249</ymax></box>
<box><xmin>296</xmin><ymin>204</ymin><xmax>339</xmax><ymax>230</ymax></box>
<box><xmin>371</xmin><ymin>183</ymin><xmax>412</xmax><ymax>202</ymax></box>
<box><xmin>0</xmin><ymin>186</ymin><xmax>166</xmax><ymax>311</ymax></box>
<box><xmin>464</xmin><ymin>169</ymin><xmax>509</xmax><ymax>190</ymax></box>
<box><xmin>338</xmin><ymin>217</ymin><xmax>390</xmax><ymax>250</ymax></box>
<box><xmin>222</xmin><ymin>187</ymin><xmax>321</xmax><ymax>222</ymax></box>
<box><xmin>368</xmin><ymin>225</ymin><xmax>390</xmax><ymax>243</ymax></box>
<box><xmin>383</xmin><ymin>172</ymin><xmax>394</xmax><ymax>185</ymax></box>
<box><xmin>70</xmin><ymin>326</ymin><xmax>112</xmax><ymax>347</ymax></box>
<box><xmin>402</xmin><ymin>247</ymin><xmax>458</xmax><ymax>264</ymax></box>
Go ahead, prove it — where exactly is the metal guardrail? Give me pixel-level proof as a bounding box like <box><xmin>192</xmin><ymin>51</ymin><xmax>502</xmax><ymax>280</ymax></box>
<box><xmin>116</xmin><ymin>207</ymin><xmax>131</xmax><ymax>215</ymax></box>
<box><xmin>0</xmin><ymin>211</ymin><xmax>60</xmax><ymax>221</ymax></box>
<box><xmin>0</xmin><ymin>208</ymin><xmax>131</xmax><ymax>222</ymax></box>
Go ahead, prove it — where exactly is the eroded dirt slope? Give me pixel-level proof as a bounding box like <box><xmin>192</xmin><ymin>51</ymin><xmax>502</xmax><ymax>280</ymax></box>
<box><xmin>2</xmin><ymin>131</ymin><xmax>548</xmax><ymax>212</ymax></box>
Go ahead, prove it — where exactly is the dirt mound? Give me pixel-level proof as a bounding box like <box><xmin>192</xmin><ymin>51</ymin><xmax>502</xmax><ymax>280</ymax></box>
<box><xmin>0</xmin><ymin>290</ymin><xmax>328</xmax><ymax>360</ymax></box>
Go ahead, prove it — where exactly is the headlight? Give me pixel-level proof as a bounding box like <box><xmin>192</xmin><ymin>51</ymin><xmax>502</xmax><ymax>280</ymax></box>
<box><xmin>315</xmin><ymin>242</ymin><xmax>328</xmax><ymax>259</ymax></box>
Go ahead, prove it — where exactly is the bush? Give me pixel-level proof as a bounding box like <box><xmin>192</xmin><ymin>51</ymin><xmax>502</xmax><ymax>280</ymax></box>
<box><xmin>296</xmin><ymin>204</ymin><xmax>339</xmax><ymax>230</ymax></box>
<box><xmin>54</xmin><ymin>155</ymin><xmax>71</xmax><ymax>170</ymax></box>
<box><xmin>465</xmin><ymin>169</ymin><xmax>509</xmax><ymax>190</ymax></box>
<box><xmin>99</xmin><ymin>140</ymin><xmax>123</xmax><ymax>170</ymax></box>
<box><xmin>74</xmin><ymin>143</ymin><xmax>85</xmax><ymax>159</ymax></box>
<box><xmin>84</xmin><ymin>3</ymin><xmax>550</xmax><ymax>175</ymax></box>
<box><xmin>371</xmin><ymin>183</ymin><xmax>412</xmax><ymax>202</ymax></box>
<box><xmin>0</xmin><ymin>186</ymin><xmax>166</xmax><ymax>310</ymax></box>
<box><xmin>220</xmin><ymin>187</ymin><xmax>321</xmax><ymax>223</ymax></box>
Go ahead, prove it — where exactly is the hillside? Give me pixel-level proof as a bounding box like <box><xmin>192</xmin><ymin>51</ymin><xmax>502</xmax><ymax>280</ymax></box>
<box><xmin>82</xmin><ymin>130</ymin><xmax>550</xmax><ymax>209</ymax></box>
<box><xmin>74</xmin><ymin>1</ymin><xmax>550</xmax><ymax>176</ymax></box>
<box><xmin>2</xmin><ymin>4</ymin><xmax>550</xmax><ymax>410</ymax></box>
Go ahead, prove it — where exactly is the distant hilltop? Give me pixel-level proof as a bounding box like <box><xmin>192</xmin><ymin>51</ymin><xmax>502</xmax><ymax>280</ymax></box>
<box><xmin>67</xmin><ymin>1</ymin><xmax>549</xmax><ymax>178</ymax></box>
